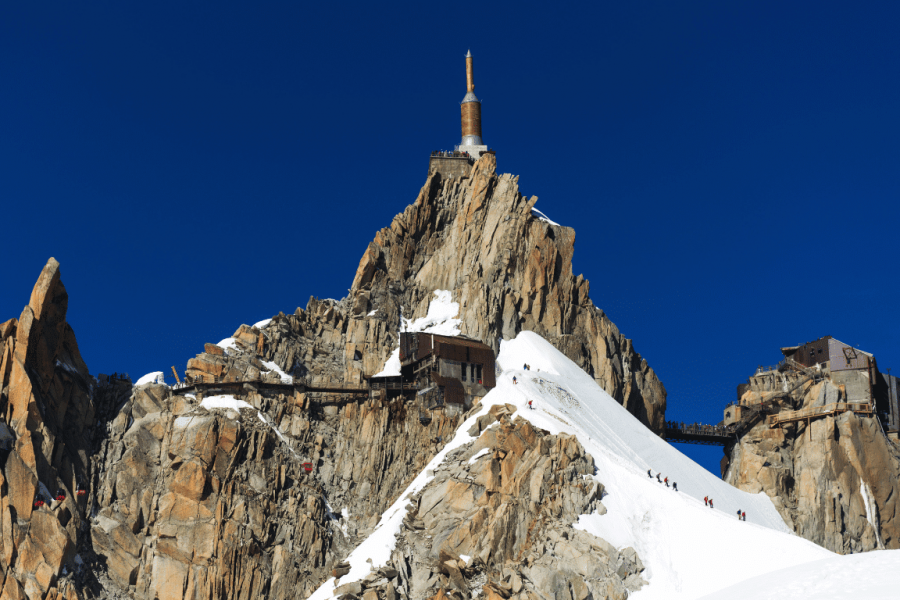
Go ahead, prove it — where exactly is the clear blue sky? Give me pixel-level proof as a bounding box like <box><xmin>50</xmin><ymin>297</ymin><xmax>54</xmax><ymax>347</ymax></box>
<box><xmin>2</xmin><ymin>2</ymin><xmax>898</xmax><ymax>476</ymax></box>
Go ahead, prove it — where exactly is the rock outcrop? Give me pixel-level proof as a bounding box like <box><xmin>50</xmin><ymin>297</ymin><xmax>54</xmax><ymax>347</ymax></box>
<box><xmin>0</xmin><ymin>258</ymin><xmax>96</xmax><ymax>600</ymax></box>
<box><xmin>87</xmin><ymin>382</ymin><xmax>466</xmax><ymax>600</ymax></box>
<box><xmin>185</xmin><ymin>155</ymin><xmax>666</xmax><ymax>433</ymax></box>
<box><xmin>723</xmin><ymin>371</ymin><xmax>900</xmax><ymax>553</ymax></box>
<box><xmin>2</xmin><ymin>151</ymin><xmax>669</xmax><ymax>600</ymax></box>
<box><xmin>385</xmin><ymin>404</ymin><xmax>646</xmax><ymax>600</ymax></box>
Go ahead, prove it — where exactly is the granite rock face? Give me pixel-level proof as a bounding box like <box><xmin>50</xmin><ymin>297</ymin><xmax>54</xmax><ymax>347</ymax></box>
<box><xmin>723</xmin><ymin>374</ymin><xmax>900</xmax><ymax>553</ymax></box>
<box><xmin>387</xmin><ymin>404</ymin><xmax>646</xmax><ymax>600</ymax></box>
<box><xmin>87</xmin><ymin>382</ymin><xmax>467</xmax><ymax>600</ymax></box>
<box><xmin>2</xmin><ymin>150</ymin><xmax>670</xmax><ymax>600</ymax></box>
<box><xmin>185</xmin><ymin>154</ymin><xmax>666</xmax><ymax>433</ymax></box>
<box><xmin>0</xmin><ymin>258</ymin><xmax>96</xmax><ymax>600</ymax></box>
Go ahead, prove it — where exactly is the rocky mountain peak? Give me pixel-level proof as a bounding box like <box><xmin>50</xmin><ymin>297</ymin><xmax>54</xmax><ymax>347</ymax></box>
<box><xmin>0</xmin><ymin>258</ymin><xmax>97</xmax><ymax>600</ymax></box>
<box><xmin>346</xmin><ymin>154</ymin><xmax>665</xmax><ymax>432</ymax></box>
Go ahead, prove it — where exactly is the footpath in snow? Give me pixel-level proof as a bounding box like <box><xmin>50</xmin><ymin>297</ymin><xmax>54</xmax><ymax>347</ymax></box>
<box><xmin>491</xmin><ymin>332</ymin><xmax>832</xmax><ymax>599</ymax></box>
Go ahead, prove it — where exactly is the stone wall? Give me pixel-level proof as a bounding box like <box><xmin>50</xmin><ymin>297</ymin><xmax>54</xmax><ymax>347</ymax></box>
<box><xmin>428</xmin><ymin>157</ymin><xmax>472</xmax><ymax>180</ymax></box>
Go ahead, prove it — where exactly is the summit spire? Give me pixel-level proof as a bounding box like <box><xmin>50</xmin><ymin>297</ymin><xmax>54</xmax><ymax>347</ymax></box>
<box><xmin>460</xmin><ymin>50</ymin><xmax>486</xmax><ymax>154</ymax></box>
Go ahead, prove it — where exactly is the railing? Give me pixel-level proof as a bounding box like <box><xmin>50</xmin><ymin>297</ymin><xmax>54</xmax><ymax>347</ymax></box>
<box><xmin>755</xmin><ymin>362</ymin><xmax>784</xmax><ymax>375</ymax></box>
<box><xmin>431</xmin><ymin>150</ymin><xmax>473</xmax><ymax>159</ymax></box>
<box><xmin>768</xmin><ymin>402</ymin><xmax>873</xmax><ymax>427</ymax></box>
<box><xmin>666</xmin><ymin>421</ymin><xmax>732</xmax><ymax>437</ymax></box>
<box><xmin>369</xmin><ymin>381</ymin><xmax>418</xmax><ymax>391</ymax></box>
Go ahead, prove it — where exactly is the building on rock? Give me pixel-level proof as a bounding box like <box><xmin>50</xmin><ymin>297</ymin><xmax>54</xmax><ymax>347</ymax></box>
<box><xmin>400</xmin><ymin>332</ymin><xmax>496</xmax><ymax>413</ymax></box>
<box><xmin>722</xmin><ymin>335</ymin><xmax>900</xmax><ymax>553</ymax></box>
<box><xmin>725</xmin><ymin>336</ymin><xmax>900</xmax><ymax>441</ymax></box>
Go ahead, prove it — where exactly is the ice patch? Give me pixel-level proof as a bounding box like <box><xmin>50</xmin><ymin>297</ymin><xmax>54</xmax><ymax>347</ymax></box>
<box><xmin>367</xmin><ymin>310</ymin><xmax>378</xmax><ymax>316</ymax></box>
<box><xmin>261</xmin><ymin>360</ymin><xmax>293</xmax><ymax>383</ymax></box>
<box><xmin>374</xmin><ymin>348</ymin><xmax>401</xmax><ymax>377</ymax></box>
<box><xmin>531</xmin><ymin>206</ymin><xmax>560</xmax><ymax>226</ymax></box>
<box><xmin>253</xmin><ymin>318</ymin><xmax>272</xmax><ymax>329</ymax></box>
<box><xmin>404</xmin><ymin>290</ymin><xmax>462</xmax><ymax>336</ymax></box>
<box><xmin>217</xmin><ymin>337</ymin><xmax>239</xmax><ymax>352</ymax></box>
<box><xmin>173</xmin><ymin>416</ymin><xmax>195</xmax><ymax>429</ymax></box>
<box><xmin>135</xmin><ymin>371</ymin><xmax>165</xmax><ymax>386</ymax></box>
<box><xmin>861</xmin><ymin>481</ymin><xmax>885</xmax><ymax>549</ymax></box>
<box><xmin>468</xmin><ymin>448</ymin><xmax>490</xmax><ymax>464</ymax></box>
<box><xmin>200</xmin><ymin>395</ymin><xmax>255</xmax><ymax>412</ymax></box>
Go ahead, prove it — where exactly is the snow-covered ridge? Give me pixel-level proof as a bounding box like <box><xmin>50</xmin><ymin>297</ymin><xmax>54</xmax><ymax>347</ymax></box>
<box><xmin>135</xmin><ymin>371</ymin><xmax>165</xmax><ymax>386</ymax></box>
<box><xmin>531</xmin><ymin>206</ymin><xmax>560</xmax><ymax>227</ymax></box>
<box><xmin>315</xmin><ymin>331</ymin><xmax>836</xmax><ymax>600</ymax></box>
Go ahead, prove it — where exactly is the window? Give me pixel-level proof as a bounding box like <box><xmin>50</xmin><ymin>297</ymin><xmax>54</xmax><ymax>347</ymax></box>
<box><xmin>476</xmin><ymin>364</ymin><xmax>483</xmax><ymax>384</ymax></box>
<box><xmin>461</xmin><ymin>363</ymin><xmax>467</xmax><ymax>382</ymax></box>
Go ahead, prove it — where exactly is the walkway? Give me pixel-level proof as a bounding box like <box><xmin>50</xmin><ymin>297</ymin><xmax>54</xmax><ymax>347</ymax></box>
<box><xmin>665</xmin><ymin>421</ymin><xmax>734</xmax><ymax>446</ymax></box>
<box><xmin>768</xmin><ymin>402</ymin><xmax>873</xmax><ymax>428</ymax></box>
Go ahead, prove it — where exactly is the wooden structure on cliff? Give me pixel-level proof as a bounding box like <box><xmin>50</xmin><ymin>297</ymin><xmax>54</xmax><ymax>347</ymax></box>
<box><xmin>396</xmin><ymin>332</ymin><xmax>496</xmax><ymax>413</ymax></box>
<box><xmin>768</xmin><ymin>402</ymin><xmax>874</xmax><ymax>429</ymax></box>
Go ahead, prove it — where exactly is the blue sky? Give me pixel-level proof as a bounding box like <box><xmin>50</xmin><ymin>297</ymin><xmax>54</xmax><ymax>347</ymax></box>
<box><xmin>2</xmin><ymin>1</ymin><xmax>898</xmax><ymax>475</ymax></box>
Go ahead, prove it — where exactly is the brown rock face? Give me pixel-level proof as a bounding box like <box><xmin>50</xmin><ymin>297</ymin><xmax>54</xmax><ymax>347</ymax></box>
<box><xmin>0</xmin><ymin>258</ymin><xmax>96</xmax><ymax>599</ymax></box>
<box><xmin>725</xmin><ymin>374</ymin><xmax>900</xmax><ymax>553</ymax></box>
<box><xmin>88</xmin><ymin>382</ymin><xmax>468</xmax><ymax>600</ymax></box>
<box><xmin>386</xmin><ymin>406</ymin><xmax>645</xmax><ymax>600</ymax></box>
<box><xmin>184</xmin><ymin>155</ymin><xmax>666</xmax><ymax>433</ymax></box>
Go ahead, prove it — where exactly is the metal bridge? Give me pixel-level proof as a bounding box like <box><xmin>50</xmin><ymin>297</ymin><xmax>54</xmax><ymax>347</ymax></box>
<box><xmin>664</xmin><ymin>422</ymin><xmax>735</xmax><ymax>446</ymax></box>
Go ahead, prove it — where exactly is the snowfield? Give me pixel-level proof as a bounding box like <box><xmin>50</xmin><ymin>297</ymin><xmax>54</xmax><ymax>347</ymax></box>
<box><xmin>696</xmin><ymin>549</ymin><xmax>900</xmax><ymax>599</ymax></box>
<box><xmin>310</xmin><ymin>330</ymin><xmax>850</xmax><ymax>600</ymax></box>
<box><xmin>492</xmin><ymin>333</ymin><xmax>832</xmax><ymax>599</ymax></box>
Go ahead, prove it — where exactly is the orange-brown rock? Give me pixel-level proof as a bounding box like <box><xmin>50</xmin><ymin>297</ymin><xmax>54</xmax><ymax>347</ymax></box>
<box><xmin>0</xmin><ymin>258</ymin><xmax>96</xmax><ymax>597</ymax></box>
<box><xmin>725</xmin><ymin>372</ymin><xmax>900</xmax><ymax>553</ymax></box>
<box><xmin>178</xmin><ymin>154</ymin><xmax>664</xmax><ymax>433</ymax></box>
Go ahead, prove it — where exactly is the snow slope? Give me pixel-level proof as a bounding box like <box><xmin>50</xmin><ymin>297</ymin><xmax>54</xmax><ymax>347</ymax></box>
<box><xmin>492</xmin><ymin>332</ymin><xmax>833</xmax><ymax>598</ymax></box>
<box><xmin>696</xmin><ymin>549</ymin><xmax>900</xmax><ymax>600</ymax></box>
<box><xmin>135</xmin><ymin>371</ymin><xmax>165</xmax><ymax>386</ymax></box>
<box><xmin>310</xmin><ymin>331</ymin><xmax>837</xmax><ymax>600</ymax></box>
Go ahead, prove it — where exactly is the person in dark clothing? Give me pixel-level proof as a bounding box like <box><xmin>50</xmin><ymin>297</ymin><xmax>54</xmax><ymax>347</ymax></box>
<box><xmin>656</xmin><ymin>474</ymin><xmax>661</xmax><ymax>483</ymax></box>
<box><xmin>737</xmin><ymin>509</ymin><xmax>742</xmax><ymax>519</ymax></box>
<box><xmin>513</xmin><ymin>377</ymin><xmax>517</xmax><ymax>384</ymax></box>
<box><xmin>673</xmin><ymin>482</ymin><xmax>678</xmax><ymax>491</ymax></box>
<box><xmin>647</xmin><ymin>469</ymin><xmax>652</xmax><ymax>478</ymax></box>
